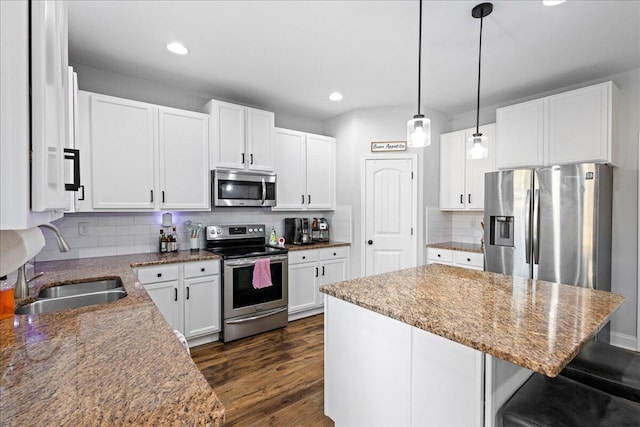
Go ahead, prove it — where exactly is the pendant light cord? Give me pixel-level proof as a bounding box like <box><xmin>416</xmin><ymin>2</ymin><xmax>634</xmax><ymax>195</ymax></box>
<box><xmin>417</xmin><ymin>0</ymin><xmax>422</xmax><ymax>116</ymax></box>
<box><xmin>475</xmin><ymin>13</ymin><xmax>484</xmax><ymax>135</ymax></box>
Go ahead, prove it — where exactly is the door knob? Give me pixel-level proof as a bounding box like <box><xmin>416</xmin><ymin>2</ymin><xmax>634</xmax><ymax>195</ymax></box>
<box><xmin>367</xmin><ymin>240</ymin><xmax>373</xmax><ymax>245</ymax></box>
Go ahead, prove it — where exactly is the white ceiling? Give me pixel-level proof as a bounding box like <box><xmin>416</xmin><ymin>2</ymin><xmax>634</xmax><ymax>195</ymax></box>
<box><xmin>68</xmin><ymin>0</ymin><xmax>640</xmax><ymax>121</ymax></box>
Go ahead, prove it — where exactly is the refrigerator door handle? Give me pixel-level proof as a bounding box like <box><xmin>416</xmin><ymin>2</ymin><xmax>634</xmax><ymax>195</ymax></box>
<box><xmin>533</xmin><ymin>189</ymin><xmax>540</xmax><ymax>265</ymax></box>
<box><xmin>525</xmin><ymin>189</ymin><xmax>532</xmax><ymax>264</ymax></box>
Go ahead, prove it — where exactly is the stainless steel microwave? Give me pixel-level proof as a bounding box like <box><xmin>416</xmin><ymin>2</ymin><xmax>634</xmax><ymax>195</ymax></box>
<box><xmin>212</xmin><ymin>170</ymin><xmax>277</xmax><ymax>207</ymax></box>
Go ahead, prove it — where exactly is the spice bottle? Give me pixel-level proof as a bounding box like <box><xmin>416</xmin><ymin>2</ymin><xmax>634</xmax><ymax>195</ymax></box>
<box><xmin>0</xmin><ymin>276</ymin><xmax>15</xmax><ymax>320</ymax></box>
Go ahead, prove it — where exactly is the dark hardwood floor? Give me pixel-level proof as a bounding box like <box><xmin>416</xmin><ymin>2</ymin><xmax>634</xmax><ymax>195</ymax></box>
<box><xmin>191</xmin><ymin>314</ymin><xmax>334</xmax><ymax>426</ymax></box>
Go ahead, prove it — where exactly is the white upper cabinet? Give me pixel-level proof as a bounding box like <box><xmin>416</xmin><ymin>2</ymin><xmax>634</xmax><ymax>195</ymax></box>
<box><xmin>496</xmin><ymin>81</ymin><xmax>617</xmax><ymax>169</ymax></box>
<box><xmin>548</xmin><ymin>82</ymin><xmax>614</xmax><ymax>165</ymax></box>
<box><xmin>306</xmin><ymin>134</ymin><xmax>336</xmax><ymax>210</ymax></box>
<box><xmin>31</xmin><ymin>0</ymin><xmax>69</xmax><ymax>212</ymax></box>
<box><xmin>90</xmin><ymin>94</ymin><xmax>156</xmax><ymax>210</ymax></box>
<box><xmin>272</xmin><ymin>128</ymin><xmax>336</xmax><ymax>211</ymax></box>
<box><xmin>272</xmin><ymin>128</ymin><xmax>306</xmax><ymax>210</ymax></box>
<box><xmin>246</xmin><ymin>107</ymin><xmax>275</xmax><ymax>171</ymax></box>
<box><xmin>205</xmin><ymin>100</ymin><xmax>274</xmax><ymax>172</ymax></box>
<box><xmin>440</xmin><ymin>124</ymin><xmax>496</xmax><ymax>211</ymax></box>
<box><xmin>77</xmin><ymin>91</ymin><xmax>211</xmax><ymax>211</ymax></box>
<box><xmin>496</xmin><ymin>99</ymin><xmax>545</xmax><ymax>169</ymax></box>
<box><xmin>158</xmin><ymin>107</ymin><xmax>210</xmax><ymax>210</ymax></box>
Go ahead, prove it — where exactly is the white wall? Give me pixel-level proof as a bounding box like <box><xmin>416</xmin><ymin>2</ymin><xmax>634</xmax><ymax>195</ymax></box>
<box><xmin>72</xmin><ymin>63</ymin><xmax>324</xmax><ymax>134</ymax></box>
<box><xmin>323</xmin><ymin>105</ymin><xmax>451</xmax><ymax>279</ymax></box>
<box><xmin>450</xmin><ymin>68</ymin><xmax>640</xmax><ymax>349</ymax></box>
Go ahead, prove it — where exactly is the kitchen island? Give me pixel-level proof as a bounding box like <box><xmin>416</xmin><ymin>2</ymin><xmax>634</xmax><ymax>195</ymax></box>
<box><xmin>0</xmin><ymin>251</ymin><xmax>225</xmax><ymax>426</ymax></box>
<box><xmin>320</xmin><ymin>264</ymin><xmax>626</xmax><ymax>426</ymax></box>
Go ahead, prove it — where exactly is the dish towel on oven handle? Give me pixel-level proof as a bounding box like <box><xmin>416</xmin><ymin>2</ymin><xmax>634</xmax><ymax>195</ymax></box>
<box><xmin>252</xmin><ymin>258</ymin><xmax>273</xmax><ymax>289</ymax></box>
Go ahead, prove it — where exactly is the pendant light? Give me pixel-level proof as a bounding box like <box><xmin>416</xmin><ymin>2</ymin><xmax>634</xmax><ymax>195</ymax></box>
<box><xmin>407</xmin><ymin>0</ymin><xmax>431</xmax><ymax>148</ymax></box>
<box><xmin>468</xmin><ymin>2</ymin><xmax>493</xmax><ymax>160</ymax></box>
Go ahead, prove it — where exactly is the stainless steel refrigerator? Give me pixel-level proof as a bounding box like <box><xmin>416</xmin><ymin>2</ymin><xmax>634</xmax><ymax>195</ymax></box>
<box><xmin>483</xmin><ymin>164</ymin><xmax>613</xmax><ymax>339</ymax></box>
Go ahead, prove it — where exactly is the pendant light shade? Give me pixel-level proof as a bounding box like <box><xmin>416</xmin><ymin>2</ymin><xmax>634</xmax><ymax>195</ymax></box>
<box><xmin>467</xmin><ymin>2</ymin><xmax>493</xmax><ymax>160</ymax></box>
<box><xmin>407</xmin><ymin>0</ymin><xmax>431</xmax><ymax>148</ymax></box>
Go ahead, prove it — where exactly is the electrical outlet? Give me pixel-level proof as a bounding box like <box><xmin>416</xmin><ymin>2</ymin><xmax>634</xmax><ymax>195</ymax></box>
<box><xmin>79</xmin><ymin>222</ymin><xmax>90</xmax><ymax>236</ymax></box>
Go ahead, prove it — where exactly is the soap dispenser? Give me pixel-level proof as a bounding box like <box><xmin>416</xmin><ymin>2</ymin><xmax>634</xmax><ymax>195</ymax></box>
<box><xmin>269</xmin><ymin>227</ymin><xmax>277</xmax><ymax>246</ymax></box>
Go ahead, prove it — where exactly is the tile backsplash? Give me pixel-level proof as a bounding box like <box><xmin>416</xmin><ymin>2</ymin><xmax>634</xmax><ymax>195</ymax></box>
<box><xmin>426</xmin><ymin>209</ymin><xmax>484</xmax><ymax>245</ymax></box>
<box><xmin>36</xmin><ymin>208</ymin><xmax>350</xmax><ymax>262</ymax></box>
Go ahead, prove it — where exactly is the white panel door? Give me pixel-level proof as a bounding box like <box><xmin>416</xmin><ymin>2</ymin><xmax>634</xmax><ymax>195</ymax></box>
<box><xmin>439</xmin><ymin>130</ymin><xmax>466</xmax><ymax>210</ymax></box>
<box><xmin>306</xmin><ymin>134</ymin><xmax>335</xmax><ymax>210</ymax></box>
<box><xmin>144</xmin><ymin>280</ymin><xmax>182</xmax><ymax>332</ymax></box>
<box><xmin>246</xmin><ymin>107</ymin><xmax>274</xmax><ymax>171</ymax></box>
<box><xmin>30</xmin><ymin>0</ymin><xmax>68</xmax><ymax>211</ymax></box>
<box><xmin>272</xmin><ymin>128</ymin><xmax>306</xmax><ymax>210</ymax></box>
<box><xmin>364</xmin><ymin>158</ymin><xmax>414</xmax><ymax>276</ymax></box>
<box><xmin>465</xmin><ymin>124</ymin><xmax>496</xmax><ymax>210</ymax></box>
<box><xmin>90</xmin><ymin>94</ymin><xmax>156</xmax><ymax>209</ymax></box>
<box><xmin>496</xmin><ymin>99</ymin><xmax>545</xmax><ymax>169</ymax></box>
<box><xmin>158</xmin><ymin>107</ymin><xmax>210</xmax><ymax>210</ymax></box>
<box><xmin>548</xmin><ymin>82</ymin><xmax>610</xmax><ymax>164</ymax></box>
<box><xmin>184</xmin><ymin>275</ymin><xmax>220</xmax><ymax>338</ymax></box>
<box><xmin>214</xmin><ymin>101</ymin><xmax>245</xmax><ymax>169</ymax></box>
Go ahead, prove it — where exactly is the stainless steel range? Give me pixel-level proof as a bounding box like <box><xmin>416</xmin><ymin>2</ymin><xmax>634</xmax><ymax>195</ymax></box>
<box><xmin>205</xmin><ymin>224</ymin><xmax>288</xmax><ymax>342</ymax></box>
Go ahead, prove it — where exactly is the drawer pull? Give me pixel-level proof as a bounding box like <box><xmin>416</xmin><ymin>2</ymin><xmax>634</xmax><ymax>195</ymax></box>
<box><xmin>467</xmin><ymin>258</ymin><xmax>471</xmax><ymax>262</ymax></box>
<box><xmin>157</xmin><ymin>273</ymin><xmax>162</xmax><ymax>278</ymax></box>
<box><xmin>437</xmin><ymin>254</ymin><xmax>441</xmax><ymax>258</ymax></box>
<box><xmin>333</xmin><ymin>252</ymin><xmax>336</xmax><ymax>256</ymax></box>
<box><xmin>302</xmin><ymin>256</ymin><xmax>306</xmax><ymax>260</ymax></box>
<box><xmin>201</xmin><ymin>267</ymin><xmax>205</xmax><ymax>272</ymax></box>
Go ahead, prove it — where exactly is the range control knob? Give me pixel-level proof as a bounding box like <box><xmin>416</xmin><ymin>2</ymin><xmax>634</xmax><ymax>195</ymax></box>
<box><xmin>258</xmin><ymin>227</ymin><xmax>264</xmax><ymax>232</ymax></box>
<box><xmin>217</xmin><ymin>229</ymin><xmax>222</xmax><ymax>234</ymax></box>
<box><xmin>248</xmin><ymin>228</ymin><xmax>254</xmax><ymax>233</ymax></box>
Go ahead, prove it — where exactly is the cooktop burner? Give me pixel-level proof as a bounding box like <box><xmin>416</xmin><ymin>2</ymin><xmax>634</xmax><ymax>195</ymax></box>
<box><xmin>205</xmin><ymin>245</ymin><xmax>287</xmax><ymax>260</ymax></box>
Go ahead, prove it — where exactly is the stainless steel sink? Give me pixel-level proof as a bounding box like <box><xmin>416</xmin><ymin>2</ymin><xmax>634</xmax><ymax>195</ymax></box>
<box><xmin>38</xmin><ymin>278</ymin><xmax>123</xmax><ymax>298</ymax></box>
<box><xmin>15</xmin><ymin>279</ymin><xmax>127</xmax><ymax>315</ymax></box>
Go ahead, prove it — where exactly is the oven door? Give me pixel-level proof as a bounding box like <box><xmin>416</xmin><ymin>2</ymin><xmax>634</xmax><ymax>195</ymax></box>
<box><xmin>213</xmin><ymin>170</ymin><xmax>277</xmax><ymax>207</ymax></box>
<box><xmin>223</xmin><ymin>254</ymin><xmax>288</xmax><ymax>319</ymax></box>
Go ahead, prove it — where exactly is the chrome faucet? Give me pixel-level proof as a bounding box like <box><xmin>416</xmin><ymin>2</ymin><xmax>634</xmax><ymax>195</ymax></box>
<box><xmin>14</xmin><ymin>224</ymin><xmax>70</xmax><ymax>298</ymax></box>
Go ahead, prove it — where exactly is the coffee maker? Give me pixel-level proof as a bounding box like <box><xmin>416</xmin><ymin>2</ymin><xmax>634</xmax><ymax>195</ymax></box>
<box><xmin>312</xmin><ymin>218</ymin><xmax>330</xmax><ymax>242</ymax></box>
<box><xmin>284</xmin><ymin>218</ymin><xmax>312</xmax><ymax>245</ymax></box>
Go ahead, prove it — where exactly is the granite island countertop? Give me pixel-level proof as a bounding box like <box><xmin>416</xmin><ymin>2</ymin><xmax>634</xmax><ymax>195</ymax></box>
<box><xmin>1</xmin><ymin>250</ymin><xmax>225</xmax><ymax>426</ymax></box>
<box><xmin>320</xmin><ymin>263</ymin><xmax>626</xmax><ymax>377</ymax></box>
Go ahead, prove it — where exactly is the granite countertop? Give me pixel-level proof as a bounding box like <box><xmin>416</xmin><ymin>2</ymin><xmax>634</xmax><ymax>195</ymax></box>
<box><xmin>427</xmin><ymin>241</ymin><xmax>483</xmax><ymax>254</ymax></box>
<box><xmin>320</xmin><ymin>264</ymin><xmax>625</xmax><ymax>377</ymax></box>
<box><xmin>1</xmin><ymin>250</ymin><xmax>225</xmax><ymax>426</ymax></box>
<box><xmin>284</xmin><ymin>240</ymin><xmax>351</xmax><ymax>251</ymax></box>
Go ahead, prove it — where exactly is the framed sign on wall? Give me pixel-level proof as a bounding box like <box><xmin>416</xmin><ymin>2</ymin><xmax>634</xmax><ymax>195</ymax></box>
<box><xmin>370</xmin><ymin>141</ymin><xmax>407</xmax><ymax>152</ymax></box>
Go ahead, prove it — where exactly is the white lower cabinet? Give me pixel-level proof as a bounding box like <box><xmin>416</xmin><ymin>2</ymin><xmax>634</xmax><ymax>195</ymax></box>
<box><xmin>427</xmin><ymin>247</ymin><xmax>483</xmax><ymax>270</ymax></box>
<box><xmin>288</xmin><ymin>246</ymin><xmax>349</xmax><ymax>320</ymax></box>
<box><xmin>136</xmin><ymin>260</ymin><xmax>220</xmax><ymax>346</ymax></box>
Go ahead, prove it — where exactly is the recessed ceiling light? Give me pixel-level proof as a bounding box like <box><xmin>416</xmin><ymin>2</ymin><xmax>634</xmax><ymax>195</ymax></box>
<box><xmin>329</xmin><ymin>92</ymin><xmax>343</xmax><ymax>101</ymax></box>
<box><xmin>542</xmin><ymin>0</ymin><xmax>566</xmax><ymax>6</ymax></box>
<box><xmin>166</xmin><ymin>42</ymin><xmax>189</xmax><ymax>55</ymax></box>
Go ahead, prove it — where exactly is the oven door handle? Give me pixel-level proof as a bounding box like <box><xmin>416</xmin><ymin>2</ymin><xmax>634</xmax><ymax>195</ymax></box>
<box><xmin>224</xmin><ymin>255</ymin><xmax>288</xmax><ymax>267</ymax></box>
<box><xmin>226</xmin><ymin>307</ymin><xmax>288</xmax><ymax>324</ymax></box>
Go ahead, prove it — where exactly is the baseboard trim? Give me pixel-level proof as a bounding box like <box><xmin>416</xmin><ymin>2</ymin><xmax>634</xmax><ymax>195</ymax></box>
<box><xmin>610</xmin><ymin>332</ymin><xmax>638</xmax><ymax>351</ymax></box>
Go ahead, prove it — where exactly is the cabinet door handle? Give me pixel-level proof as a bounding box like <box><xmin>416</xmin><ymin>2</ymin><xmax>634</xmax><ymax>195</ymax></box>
<box><xmin>437</xmin><ymin>254</ymin><xmax>441</xmax><ymax>258</ymax></box>
<box><xmin>174</xmin><ymin>288</ymin><xmax>178</xmax><ymax>301</ymax></box>
<box><xmin>241</xmin><ymin>153</ymin><xmax>245</xmax><ymax>164</ymax></box>
<box><xmin>367</xmin><ymin>240</ymin><xmax>373</xmax><ymax>245</ymax></box>
<box><xmin>315</xmin><ymin>267</ymin><xmax>318</xmax><ymax>277</ymax></box>
<box><xmin>468</xmin><ymin>194</ymin><xmax>471</xmax><ymax>204</ymax></box>
<box><xmin>151</xmin><ymin>190</ymin><xmax>154</xmax><ymax>203</ymax></box>
<box><xmin>308</xmin><ymin>194</ymin><xmax>311</xmax><ymax>204</ymax></box>
<box><xmin>322</xmin><ymin>266</ymin><xmax>325</xmax><ymax>276</ymax></box>
<box><xmin>250</xmin><ymin>153</ymin><xmax>254</xmax><ymax>164</ymax></box>
<box><xmin>301</xmin><ymin>194</ymin><xmax>305</xmax><ymax>205</ymax></box>
<box><xmin>157</xmin><ymin>273</ymin><xmax>162</xmax><ymax>278</ymax></box>
<box><xmin>78</xmin><ymin>185</ymin><xmax>85</xmax><ymax>201</ymax></box>
<box><xmin>186</xmin><ymin>286</ymin><xmax>190</xmax><ymax>300</ymax></box>
<box><xmin>162</xmin><ymin>191</ymin><xmax>165</xmax><ymax>203</ymax></box>
<box><xmin>460</xmin><ymin>194</ymin><xmax>463</xmax><ymax>204</ymax></box>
